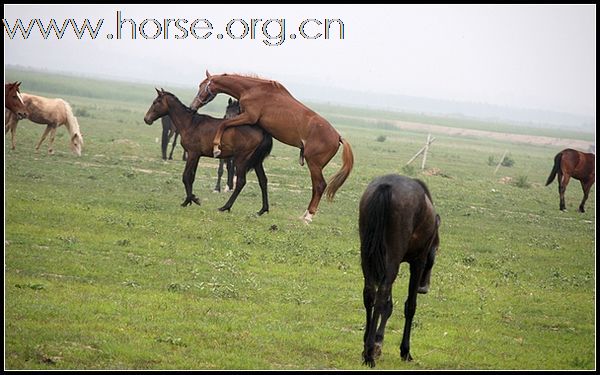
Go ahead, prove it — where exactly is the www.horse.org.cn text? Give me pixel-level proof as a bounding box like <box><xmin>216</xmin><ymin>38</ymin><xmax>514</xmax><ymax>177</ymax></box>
<box><xmin>3</xmin><ymin>11</ymin><xmax>345</xmax><ymax>46</ymax></box>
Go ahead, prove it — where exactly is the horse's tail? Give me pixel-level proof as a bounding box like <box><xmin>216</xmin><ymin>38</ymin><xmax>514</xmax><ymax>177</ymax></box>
<box><xmin>325</xmin><ymin>137</ymin><xmax>354</xmax><ymax>201</ymax></box>
<box><xmin>246</xmin><ymin>130</ymin><xmax>273</xmax><ymax>171</ymax></box>
<box><xmin>545</xmin><ymin>152</ymin><xmax>563</xmax><ymax>186</ymax></box>
<box><xmin>62</xmin><ymin>100</ymin><xmax>84</xmax><ymax>156</ymax></box>
<box><xmin>360</xmin><ymin>183</ymin><xmax>392</xmax><ymax>284</ymax></box>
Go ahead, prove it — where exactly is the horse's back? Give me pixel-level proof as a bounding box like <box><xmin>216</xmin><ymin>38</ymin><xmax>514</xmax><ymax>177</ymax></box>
<box><xmin>561</xmin><ymin>148</ymin><xmax>595</xmax><ymax>181</ymax></box>
<box><xmin>21</xmin><ymin>93</ymin><xmax>68</xmax><ymax>125</ymax></box>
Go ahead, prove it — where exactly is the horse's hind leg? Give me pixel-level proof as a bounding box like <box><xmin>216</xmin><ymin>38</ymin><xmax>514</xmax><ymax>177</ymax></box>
<box><xmin>214</xmin><ymin>159</ymin><xmax>225</xmax><ymax>192</ymax></box>
<box><xmin>559</xmin><ymin>173</ymin><xmax>570</xmax><ymax>211</ymax></box>
<box><xmin>400</xmin><ymin>261</ymin><xmax>425</xmax><ymax>361</ymax></box>
<box><xmin>47</xmin><ymin>126</ymin><xmax>57</xmax><ymax>154</ymax></box>
<box><xmin>578</xmin><ymin>179</ymin><xmax>593</xmax><ymax>213</ymax></box>
<box><xmin>254</xmin><ymin>162</ymin><xmax>269</xmax><ymax>215</ymax></box>
<box><xmin>362</xmin><ymin>281</ymin><xmax>377</xmax><ymax>367</ymax></box>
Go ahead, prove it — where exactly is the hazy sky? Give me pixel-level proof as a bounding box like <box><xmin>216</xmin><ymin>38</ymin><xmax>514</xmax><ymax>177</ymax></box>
<box><xmin>3</xmin><ymin>4</ymin><xmax>596</xmax><ymax>117</ymax></box>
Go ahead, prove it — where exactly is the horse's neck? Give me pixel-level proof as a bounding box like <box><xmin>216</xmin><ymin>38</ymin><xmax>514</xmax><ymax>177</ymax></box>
<box><xmin>166</xmin><ymin>96</ymin><xmax>195</xmax><ymax>132</ymax></box>
<box><xmin>214</xmin><ymin>76</ymin><xmax>265</xmax><ymax>97</ymax></box>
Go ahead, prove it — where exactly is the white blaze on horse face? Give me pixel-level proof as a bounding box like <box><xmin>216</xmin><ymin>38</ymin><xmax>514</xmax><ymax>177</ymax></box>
<box><xmin>16</xmin><ymin>91</ymin><xmax>25</xmax><ymax>105</ymax></box>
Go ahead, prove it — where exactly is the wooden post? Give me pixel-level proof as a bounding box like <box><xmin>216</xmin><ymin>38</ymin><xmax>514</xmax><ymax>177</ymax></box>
<box><xmin>421</xmin><ymin>133</ymin><xmax>432</xmax><ymax>170</ymax></box>
<box><xmin>494</xmin><ymin>150</ymin><xmax>508</xmax><ymax>175</ymax></box>
<box><xmin>405</xmin><ymin>134</ymin><xmax>436</xmax><ymax>167</ymax></box>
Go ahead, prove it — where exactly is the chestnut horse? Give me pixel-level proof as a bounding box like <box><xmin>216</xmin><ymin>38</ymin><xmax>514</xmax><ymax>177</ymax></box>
<box><xmin>359</xmin><ymin>174</ymin><xmax>440</xmax><ymax>367</ymax></box>
<box><xmin>5</xmin><ymin>92</ymin><xmax>84</xmax><ymax>156</ymax></box>
<box><xmin>190</xmin><ymin>71</ymin><xmax>354</xmax><ymax>223</ymax></box>
<box><xmin>4</xmin><ymin>82</ymin><xmax>28</xmax><ymax>119</ymax></box>
<box><xmin>144</xmin><ymin>89</ymin><xmax>272</xmax><ymax>215</ymax></box>
<box><xmin>545</xmin><ymin>148</ymin><xmax>595</xmax><ymax>213</ymax></box>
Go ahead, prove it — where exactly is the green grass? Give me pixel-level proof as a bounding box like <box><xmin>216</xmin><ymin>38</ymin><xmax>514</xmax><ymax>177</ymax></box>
<box><xmin>4</xmin><ymin>68</ymin><xmax>595</xmax><ymax>370</ymax></box>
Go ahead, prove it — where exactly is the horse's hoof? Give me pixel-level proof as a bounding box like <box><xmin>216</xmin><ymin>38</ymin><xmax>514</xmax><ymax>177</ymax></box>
<box><xmin>218</xmin><ymin>206</ymin><xmax>231</xmax><ymax>212</ymax></box>
<box><xmin>417</xmin><ymin>285</ymin><xmax>430</xmax><ymax>294</ymax></box>
<box><xmin>401</xmin><ymin>351</ymin><xmax>413</xmax><ymax>362</ymax></box>
<box><xmin>256</xmin><ymin>209</ymin><xmax>268</xmax><ymax>216</ymax></box>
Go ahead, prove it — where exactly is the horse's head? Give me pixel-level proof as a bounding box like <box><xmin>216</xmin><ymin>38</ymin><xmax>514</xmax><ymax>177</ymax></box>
<box><xmin>190</xmin><ymin>70</ymin><xmax>217</xmax><ymax>112</ymax></box>
<box><xmin>70</xmin><ymin>132</ymin><xmax>84</xmax><ymax>157</ymax></box>
<box><xmin>144</xmin><ymin>88</ymin><xmax>170</xmax><ymax>125</ymax></box>
<box><xmin>5</xmin><ymin>81</ymin><xmax>28</xmax><ymax>119</ymax></box>
<box><xmin>224</xmin><ymin>97</ymin><xmax>241</xmax><ymax>119</ymax></box>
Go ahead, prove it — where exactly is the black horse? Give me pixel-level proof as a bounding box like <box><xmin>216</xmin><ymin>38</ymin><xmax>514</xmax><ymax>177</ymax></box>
<box><xmin>359</xmin><ymin>174</ymin><xmax>441</xmax><ymax>367</ymax></box>
<box><xmin>161</xmin><ymin>115</ymin><xmax>186</xmax><ymax>161</ymax></box>
<box><xmin>214</xmin><ymin>98</ymin><xmax>239</xmax><ymax>193</ymax></box>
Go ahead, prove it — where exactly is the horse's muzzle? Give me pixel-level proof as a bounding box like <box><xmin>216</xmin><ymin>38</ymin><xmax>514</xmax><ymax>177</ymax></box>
<box><xmin>143</xmin><ymin>116</ymin><xmax>154</xmax><ymax>125</ymax></box>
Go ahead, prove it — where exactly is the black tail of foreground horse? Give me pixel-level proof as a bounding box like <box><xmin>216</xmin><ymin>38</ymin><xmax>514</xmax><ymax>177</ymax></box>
<box><xmin>359</xmin><ymin>174</ymin><xmax>441</xmax><ymax>367</ymax></box>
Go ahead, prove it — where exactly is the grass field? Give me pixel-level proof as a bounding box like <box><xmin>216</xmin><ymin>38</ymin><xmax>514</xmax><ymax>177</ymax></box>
<box><xmin>4</xmin><ymin>68</ymin><xmax>596</xmax><ymax>370</ymax></box>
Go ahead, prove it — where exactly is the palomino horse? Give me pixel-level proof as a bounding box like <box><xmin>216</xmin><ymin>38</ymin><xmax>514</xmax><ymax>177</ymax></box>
<box><xmin>190</xmin><ymin>71</ymin><xmax>354</xmax><ymax>223</ymax></box>
<box><xmin>545</xmin><ymin>148</ymin><xmax>595</xmax><ymax>213</ymax></box>
<box><xmin>144</xmin><ymin>89</ymin><xmax>272</xmax><ymax>215</ymax></box>
<box><xmin>5</xmin><ymin>92</ymin><xmax>84</xmax><ymax>156</ymax></box>
<box><xmin>4</xmin><ymin>82</ymin><xmax>28</xmax><ymax>119</ymax></box>
<box><xmin>214</xmin><ymin>98</ymin><xmax>239</xmax><ymax>193</ymax></box>
<box><xmin>359</xmin><ymin>174</ymin><xmax>441</xmax><ymax>367</ymax></box>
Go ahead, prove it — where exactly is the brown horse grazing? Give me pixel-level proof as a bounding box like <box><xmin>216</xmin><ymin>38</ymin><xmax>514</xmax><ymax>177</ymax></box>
<box><xmin>545</xmin><ymin>148</ymin><xmax>595</xmax><ymax>213</ymax></box>
<box><xmin>5</xmin><ymin>93</ymin><xmax>84</xmax><ymax>156</ymax></box>
<box><xmin>190</xmin><ymin>71</ymin><xmax>354</xmax><ymax>223</ymax></box>
<box><xmin>4</xmin><ymin>82</ymin><xmax>28</xmax><ymax>119</ymax></box>
<box><xmin>144</xmin><ymin>89</ymin><xmax>272</xmax><ymax>215</ymax></box>
<box><xmin>359</xmin><ymin>174</ymin><xmax>441</xmax><ymax>367</ymax></box>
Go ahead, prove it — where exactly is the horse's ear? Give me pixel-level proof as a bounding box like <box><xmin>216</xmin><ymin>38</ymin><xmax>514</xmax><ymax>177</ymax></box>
<box><xmin>228</xmin><ymin>98</ymin><xmax>233</xmax><ymax>104</ymax></box>
<box><xmin>206</xmin><ymin>70</ymin><xmax>212</xmax><ymax>78</ymax></box>
<box><xmin>155</xmin><ymin>88</ymin><xmax>161</xmax><ymax>95</ymax></box>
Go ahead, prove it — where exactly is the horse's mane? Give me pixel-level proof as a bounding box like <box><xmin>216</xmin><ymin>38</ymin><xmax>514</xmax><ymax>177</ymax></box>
<box><xmin>221</xmin><ymin>73</ymin><xmax>286</xmax><ymax>91</ymax></box>
<box><xmin>161</xmin><ymin>91</ymin><xmax>214</xmax><ymax>121</ymax></box>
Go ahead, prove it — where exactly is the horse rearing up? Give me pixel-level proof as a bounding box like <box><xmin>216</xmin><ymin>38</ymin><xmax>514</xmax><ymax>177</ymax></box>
<box><xmin>4</xmin><ymin>82</ymin><xmax>28</xmax><ymax>119</ymax></box>
<box><xmin>144</xmin><ymin>89</ymin><xmax>272</xmax><ymax>215</ymax></box>
<box><xmin>359</xmin><ymin>174</ymin><xmax>441</xmax><ymax>367</ymax></box>
<box><xmin>190</xmin><ymin>71</ymin><xmax>354</xmax><ymax>223</ymax></box>
<box><xmin>5</xmin><ymin>92</ymin><xmax>84</xmax><ymax>156</ymax></box>
<box><xmin>545</xmin><ymin>148</ymin><xmax>595</xmax><ymax>213</ymax></box>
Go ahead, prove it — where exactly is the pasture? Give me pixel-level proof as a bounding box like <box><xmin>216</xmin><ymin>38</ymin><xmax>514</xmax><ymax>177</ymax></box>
<box><xmin>4</xmin><ymin>69</ymin><xmax>595</xmax><ymax>370</ymax></box>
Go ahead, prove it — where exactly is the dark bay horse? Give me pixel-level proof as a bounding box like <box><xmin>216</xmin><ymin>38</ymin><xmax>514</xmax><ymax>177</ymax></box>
<box><xmin>5</xmin><ymin>92</ymin><xmax>84</xmax><ymax>156</ymax></box>
<box><xmin>5</xmin><ymin>82</ymin><xmax>28</xmax><ymax>119</ymax></box>
<box><xmin>190</xmin><ymin>71</ymin><xmax>354</xmax><ymax>223</ymax></box>
<box><xmin>545</xmin><ymin>148</ymin><xmax>595</xmax><ymax>213</ymax></box>
<box><xmin>359</xmin><ymin>174</ymin><xmax>441</xmax><ymax>367</ymax></box>
<box><xmin>144</xmin><ymin>89</ymin><xmax>272</xmax><ymax>215</ymax></box>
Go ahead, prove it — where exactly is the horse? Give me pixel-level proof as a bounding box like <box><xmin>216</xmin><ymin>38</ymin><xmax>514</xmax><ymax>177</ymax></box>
<box><xmin>190</xmin><ymin>71</ymin><xmax>354</xmax><ymax>223</ymax></box>
<box><xmin>359</xmin><ymin>174</ymin><xmax>441</xmax><ymax>367</ymax></box>
<box><xmin>161</xmin><ymin>115</ymin><xmax>186</xmax><ymax>161</ymax></box>
<box><xmin>5</xmin><ymin>92</ymin><xmax>84</xmax><ymax>156</ymax></box>
<box><xmin>144</xmin><ymin>89</ymin><xmax>272</xmax><ymax>215</ymax></box>
<box><xmin>4</xmin><ymin>82</ymin><xmax>28</xmax><ymax>119</ymax></box>
<box><xmin>214</xmin><ymin>98</ymin><xmax>239</xmax><ymax>193</ymax></box>
<box><xmin>545</xmin><ymin>148</ymin><xmax>595</xmax><ymax>213</ymax></box>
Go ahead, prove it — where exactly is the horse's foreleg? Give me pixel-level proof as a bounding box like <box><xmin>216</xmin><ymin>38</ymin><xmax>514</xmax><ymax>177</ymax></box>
<box><xmin>301</xmin><ymin>160</ymin><xmax>327</xmax><ymax>223</ymax></box>
<box><xmin>226</xmin><ymin>158</ymin><xmax>235</xmax><ymax>191</ymax></box>
<box><xmin>181</xmin><ymin>154</ymin><xmax>201</xmax><ymax>206</ymax></box>
<box><xmin>47</xmin><ymin>126</ymin><xmax>57</xmax><ymax>154</ymax></box>
<box><xmin>213</xmin><ymin>114</ymin><xmax>258</xmax><ymax>157</ymax></box>
<box><xmin>5</xmin><ymin>109</ymin><xmax>18</xmax><ymax>150</ymax></box>
<box><xmin>35</xmin><ymin>125</ymin><xmax>53</xmax><ymax>153</ymax></box>
<box><xmin>168</xmin><ymin>132</ymin><xmax>179</xmax><ymax>160</ymax></box>
<box><xmin>579</xmin><ymin>179</ymin><xmax>594</xmax><ymax>213</ymax></box>
<box><xmin>400</xmin><ymin>262</ymin><xmax>425</xmax><ymax>362</ymax></box>
<box><xmin>161</xmin><ymin>124</ymin><xmax>170</xmax><ymax>160</ymax></box>
<box><xmin>254</xmin><ymin>162</ymin><xmax>269</xmax><ymax>216</ymax></box>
